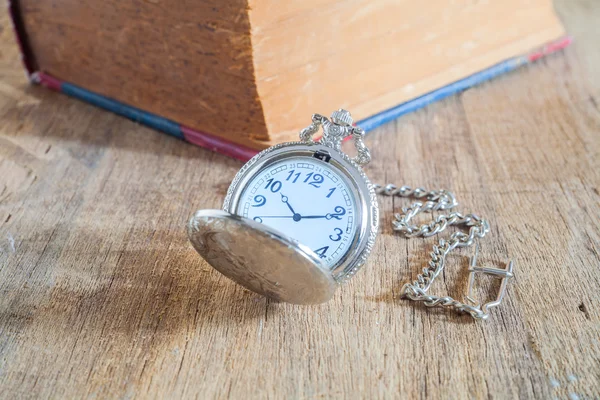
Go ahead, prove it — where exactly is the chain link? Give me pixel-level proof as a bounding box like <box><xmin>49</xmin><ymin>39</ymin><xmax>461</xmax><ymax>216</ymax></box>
<box><xmin>373</xmin><ymin>183</ymin><xmax>512</xmax><ymax>320</ymax></box>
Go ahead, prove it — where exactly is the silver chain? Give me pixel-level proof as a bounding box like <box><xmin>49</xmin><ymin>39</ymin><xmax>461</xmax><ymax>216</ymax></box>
<box><xmin>373</xmin><ymin>183</ymin><xmax>514</xmax><ymax>320</ymax></box>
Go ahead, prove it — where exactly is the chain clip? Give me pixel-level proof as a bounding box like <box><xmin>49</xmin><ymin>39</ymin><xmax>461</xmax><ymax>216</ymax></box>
<box><xmin>466</xmin><ymin>244</ymin><xmax>514</xmax><ymax>316</ymax></box>
<box><xmin>374</xmin><ymin>183</ymin><xmax>514</xmax><ymax>320</ymax></box>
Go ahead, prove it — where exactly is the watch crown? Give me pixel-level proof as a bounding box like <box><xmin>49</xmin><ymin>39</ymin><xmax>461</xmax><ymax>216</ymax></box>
<box><xmin>330</xmin><ymin>109</ymin><xmax>353</xmax><ymax>127</ymax></box>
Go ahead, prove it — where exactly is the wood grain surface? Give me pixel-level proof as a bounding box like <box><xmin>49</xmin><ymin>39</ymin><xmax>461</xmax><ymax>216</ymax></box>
<box><xmin>1</xmin><ymin>1</ymin><xmax>599</xmax><ymax>399</ymax></box>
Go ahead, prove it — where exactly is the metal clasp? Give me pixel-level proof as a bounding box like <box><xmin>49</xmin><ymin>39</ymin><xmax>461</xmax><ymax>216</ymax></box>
<box><xmin>465</xmin><ymin>244</ymin><xmax>514</xmax><ymax>319</ymax></box>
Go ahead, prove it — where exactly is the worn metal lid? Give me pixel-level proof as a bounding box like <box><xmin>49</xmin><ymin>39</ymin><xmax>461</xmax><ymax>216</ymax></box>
<box><xmin>187</xmin><ymin>209</ymin><xmax>337</xmax><ymax>305</ymax></box>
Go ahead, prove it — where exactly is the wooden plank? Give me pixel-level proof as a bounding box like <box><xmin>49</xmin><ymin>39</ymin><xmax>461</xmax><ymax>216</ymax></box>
<box><xmin>0</xmin><ymin>1</ymin><xmax>599</xmax><ymax>398</ymax></box>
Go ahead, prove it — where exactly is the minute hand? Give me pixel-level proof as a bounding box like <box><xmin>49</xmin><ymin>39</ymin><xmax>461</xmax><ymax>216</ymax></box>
<box><xmin>254</xmin><ymin>215</ymin><xmax>331</xmax><ymax>219</ymax></box>
<box><xmin>302</xmin><ymin>213</ymin><xmax>343</xmax><ymax>220</ymax></box>
<box><xmin>254</xmin><ymin>216</ymin><xmax>295</xmax><ymax>219</ymax></box>
<box><xmin>303</xmin><ymin>206</ymin><xmax>346</xmax><ymax>220</ymax></box>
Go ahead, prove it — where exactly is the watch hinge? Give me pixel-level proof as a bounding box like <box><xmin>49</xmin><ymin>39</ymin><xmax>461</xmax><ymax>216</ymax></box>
<box><xmin>313</xmin><ymin>150</ymin><xmax>331</xmax><ymax>162</ymax></box>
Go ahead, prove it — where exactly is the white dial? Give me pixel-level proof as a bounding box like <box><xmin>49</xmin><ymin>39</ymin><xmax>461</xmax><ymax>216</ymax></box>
<box><xmin>237</xmin><ymin>157</ymin><xmax>359</xmax><ymax>268</ymax></box>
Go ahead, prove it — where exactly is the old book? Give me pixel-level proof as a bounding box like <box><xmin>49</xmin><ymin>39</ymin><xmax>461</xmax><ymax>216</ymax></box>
<box><xmin>10</xmin><ymin>0</ymin><xmax>567</xmax><ymax>160</ymax></box>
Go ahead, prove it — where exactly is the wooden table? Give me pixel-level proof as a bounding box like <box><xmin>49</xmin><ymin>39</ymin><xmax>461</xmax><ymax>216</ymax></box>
<box><xmin>1</xmin><ymin>2</ymin><xmax>598</xmax><ymax>398</ymax></box>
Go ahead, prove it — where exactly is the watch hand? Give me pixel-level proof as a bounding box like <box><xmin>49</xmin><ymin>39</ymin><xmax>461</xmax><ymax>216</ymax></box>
<box><xmin>280</xmin><ymin>193</ymin><xmax>297</xmax><ymax>215</ymax></box>
<box><xmin>255</xmin><ymin>207</ymin><xmax>344</xmax><ymax>221</ymax></box>
<box><xmin>303</xmin><ymin>207</ymin><xmax>346</xmax><ymax>220</ymax></box>
<box><xmin>255</xmin><ymin>216</ymin><xmax>295</xmax><ymax>219</ymax></box>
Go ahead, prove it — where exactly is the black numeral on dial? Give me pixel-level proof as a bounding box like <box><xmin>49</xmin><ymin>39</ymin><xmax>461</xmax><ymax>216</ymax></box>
<box><xmin>286</xmin><ymin>170</ymin><xmax>301</xmax><ymax>183</ymax></box>
<box><xmin>328</xmin><ymin>206</ymin><xmax>346</xmax><ymax>220</ymax></box>
<box><xmin>264</xmin><ymin>178</ymin><xmax>282</xmax><ymax>193</ymax></box>
<box><xmin>303</xmin><ymin>172</ymin><xmax>324</xmax><ymax>188</ymax></box>
<box><xmin>329</xmin><ymin>228</ymin><xmax>343</xmax><ymax>242</ymax></box>
<box><xmin>314</xmin><ymin>246</ymin><xmax>329</xmax><ymax>259</ymax></box>
<box><xmin>252</xmin><ymin>195</ymin><xmax>266</xmax><ymax>207</ymax></box>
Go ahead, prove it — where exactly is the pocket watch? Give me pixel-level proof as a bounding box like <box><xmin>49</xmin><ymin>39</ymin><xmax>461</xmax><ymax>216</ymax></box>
<box><xmin>187</xmin><ymin>109</ymin><xmax>379</xmax><ymax>305</ymax></box>
<box><xmin>188</xmin><ymin>109</ymin><xmax>514</xmax><ymax>319</ymax></box>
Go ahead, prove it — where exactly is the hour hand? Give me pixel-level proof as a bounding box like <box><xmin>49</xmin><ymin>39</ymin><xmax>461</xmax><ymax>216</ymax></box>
<box><xmin>280</xmin><ymin>193</ymin><xmax>297</xmax><ymax>215</ymax></box>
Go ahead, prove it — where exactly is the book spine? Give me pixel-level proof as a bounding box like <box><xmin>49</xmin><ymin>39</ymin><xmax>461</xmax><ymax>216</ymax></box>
<box><xmin>34</xmin><ymin>72</ymin><xmax>259</xmax><ymax>161</ymax></box>
<box><xmin>31</xmin><ymin>37</ymin><xmax>571</xmax><ymax>162</ymax></box>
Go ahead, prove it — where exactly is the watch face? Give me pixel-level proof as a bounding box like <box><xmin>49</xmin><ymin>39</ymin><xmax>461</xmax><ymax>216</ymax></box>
<box><xmin>237</xmin><ymin>156</ymin><xmax>359</xmax><ymax>269</ymax></box>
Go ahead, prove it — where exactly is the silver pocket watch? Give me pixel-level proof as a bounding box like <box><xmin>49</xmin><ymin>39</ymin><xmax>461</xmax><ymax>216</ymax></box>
<box><xmin>188</xmin><ymin>109</ymin><xmax>379</xmax><ymax>305</ymax></box>
<box><xmin>188</xmin><ymin>109</ymin><xmax>514</xmax><ymax>319</ymax></box>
